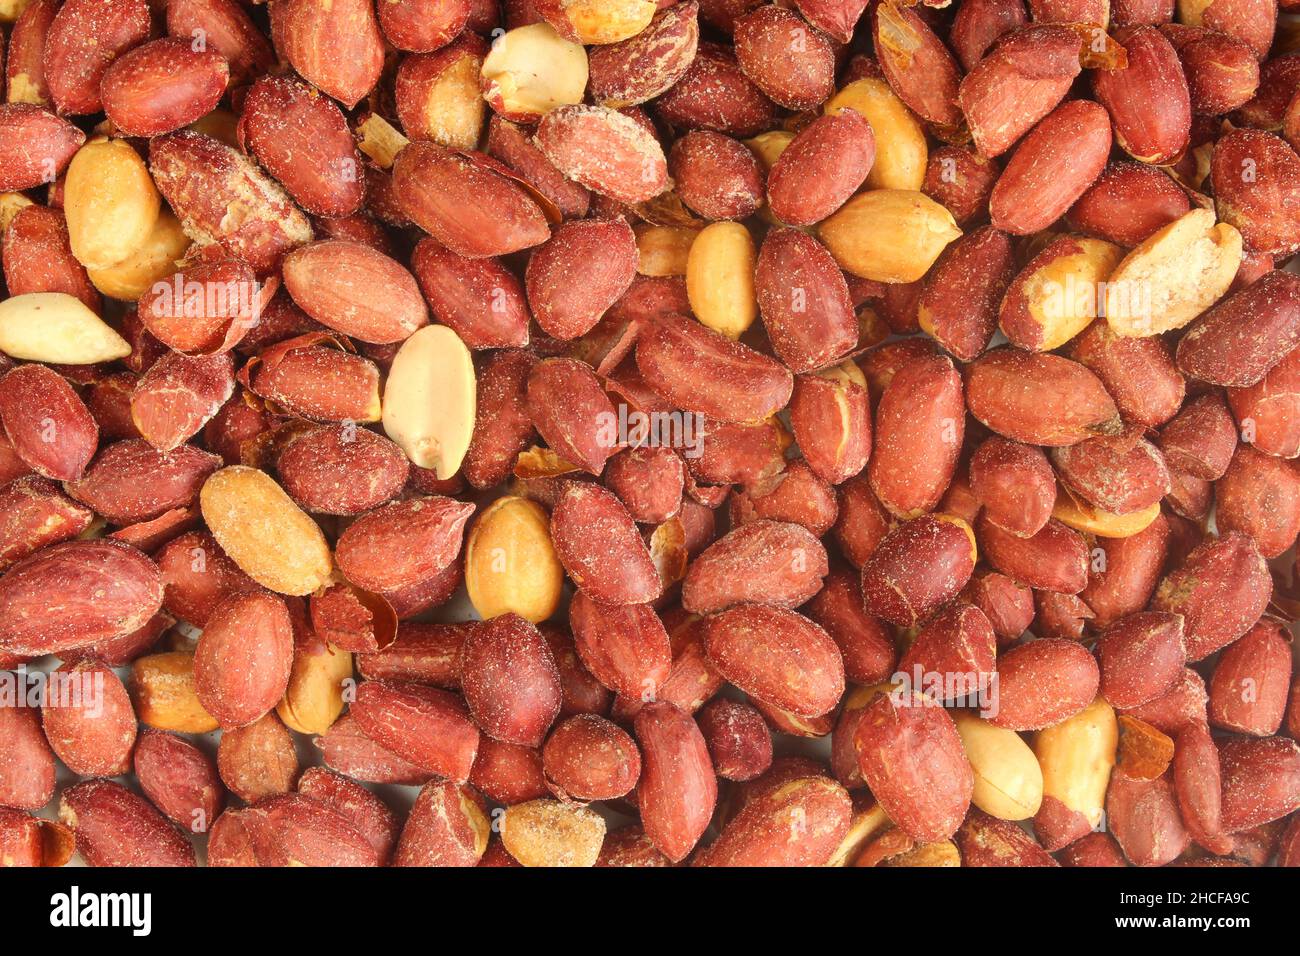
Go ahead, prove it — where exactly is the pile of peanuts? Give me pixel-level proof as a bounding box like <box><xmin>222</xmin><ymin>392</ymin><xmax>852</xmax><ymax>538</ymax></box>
<box><xmin>0</xmin><ymin>0</ymin><xmax>1298</xmax><ymax>868</ymax></box>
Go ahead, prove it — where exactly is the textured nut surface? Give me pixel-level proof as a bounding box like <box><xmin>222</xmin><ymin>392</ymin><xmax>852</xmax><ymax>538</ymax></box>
<box><xmin>1104</xmin><ymin>208</ymin><xmax>1243</xmax><ymax>337</ymax></box>
<box><xmin>281</xmin><ymin>240</ymin><xmax>428</xmax><ymax>344</ymax></box>
<box><xmin>501</xmin><ymin>799</ymin><xmax>605</xmax><ymax>867</ymax></box>
<box><xmin>534</xmin><ymin>105</ymin><xmax>669</xmax><ymax>205</ymax></box>
<box><xmin>855</xmin><ymin>691</ymin><xmax>974</xmax><ymax>842</ymax></box>
<box><xmin>0</xmin><ymin>539</ymin><xmax>163</xmax><ymax>656</ymax></box>
<box><xmin>130</xmin><ymin>652</ymin><xmax>220</xmax><ymax>734</ymax></box>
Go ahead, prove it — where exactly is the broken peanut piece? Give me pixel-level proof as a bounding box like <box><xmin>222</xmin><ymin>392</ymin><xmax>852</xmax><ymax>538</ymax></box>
<box><xmin>1104</xmin><ymin>208</ymin><xmax>1242</xmax><ymax>337</ymax></box>
<box><xmin>1052</xmin><ymin>487</ymin><xmax>1162</xmax><ymax>539</ymax></box>
<box><xmin>1000</xmin><ymin>236</ymin><xmax>1124</xmax><ymax>353</ymax></box>
<box><xmin>85</xmin><ymin>209</ymin><xmax>190</xmax><ymax>301</ymax></box>
<box><xmin>481</xmin><ymin>23</ymin><xmax>589</xmax><ymax>123</ymax></box>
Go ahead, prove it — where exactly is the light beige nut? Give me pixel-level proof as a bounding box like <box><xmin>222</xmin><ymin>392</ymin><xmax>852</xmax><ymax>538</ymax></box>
<box><xmin>382</xmin><ymin>324</ymin><xmax>477</xmax><ymax>479</ymax></box>
<box><xmin>1033</xmin><ymin>696</ymin><xmax>1118</xmax><ymax>840</ymax></box>
<box><xmin>277</xmin><ymin>641</ymin><xmax>354</xmax><ymax>736</ymax></box>
<box><xmin>0</xmin><ymin>192</ymin><xmax>34</xmax><ymax>230</ymax></box>
<box><xmin>500</xmin><ymin>798</ymin><xmax>606</xmax><ymax>867</ymax></box>
<box><xmin>0</xmin><ymin>0</ymin><xmax>32</xmax><ymax>23</ymax></box>
<box><xmin>559</xmin><ymin>0</ymin><xmax>656</xmax><ymax>44</ymax></box>
<box><xmin>952</xmin><ymin>709</ymin><xmax>1044</xmax><ymax>821</ymax></box>
<box><xmin>86</xmin><ymin>210</ymin><xmax>190</xmax><ymax>301</ymax></box>
<box><xmin>481</xmin><ymin>23</ymin><xmax>589</xmax><ymax>122</ymax></box>
<box><xmin>635</xmin><ymin>224</ymin><xmax>696</xmax><ymax>276</ymax></box>
<box><xmin>745</xmin><ymin>130</ymin><xmax>793</xmax><ymax>170</ymax></box>
<box><xmin>1000</xmin><ymin>237</ymin><xmax>1124</xmax><ymax>353</ymax></box>
<box><xmin>819</xmin><ymin>189</ymin><xmax>960</xmax><ymax>283</ymax></box>
<box><xmin>1053</xmin><ymin>491</ymin><xmax>1162</xmax><ymax>539</ymax></box>
<box><xmin>0</xmin><ymin>291</ymin><xmax>130</xmax><ymax>363</ymax></box>
<box><xmin>1104</xmin><ymin>208</ymin><xmax>1242</xmax><ymax>337</ymax></box>
<box><xmin>130</xmin><ymin>651</ymin><xmax>220</xmax><ymax>734</ymax></box>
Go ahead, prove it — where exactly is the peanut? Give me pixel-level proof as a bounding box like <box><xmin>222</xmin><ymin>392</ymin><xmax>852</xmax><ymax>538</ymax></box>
<box><xmin>63</xmin><ymin>138</ymin><xmax>161</xmax><ymax>270</ymax></box>
<box><xmin>1</xmin><ymin>0</ymin><xmax>1295</xmax><ymax>877</ymax></box>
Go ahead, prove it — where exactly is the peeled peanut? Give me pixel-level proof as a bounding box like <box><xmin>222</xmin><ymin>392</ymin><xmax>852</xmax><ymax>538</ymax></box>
<box><xmin>130</xmin><ymin>652</ymin><xmax>220</xmax><ymax>734</ymax></box>
<box><xmin>885</xmin><ymin>840</ymin><xmax>961</xmax><ymax>867</ymax></box>
<box><xmin>0</xmin><ymin>192</ymin><xmax>33</xmax><ymax>230</ymax></box>
<box><xmin>560</xmin><ymin>0</ymin><xmax>656</xmax><ymax>43</ymax></box>
<box><xmin>1053</xmin><ymin>492</ymin><xmax>1162</xmax><ymax>539</ymax></box>
<box><xmin>382</xmin><ymin>324</ymin><xmax>477</xmax><ymax>479</ymax></box>
<box><xmin>0</xmin><ymin>292</ymin><xmax>130</xmax><ymax>363</ymax></box>
<box><xmin>1032</xmin><ymin>697</ymin><xmax>1117</xmax><ymax>850</ymax></box>
<box><xmin>1104</xmin><ymin>208</ymin><xmax>1242</xmax><ymax>337</ymax></box>
<box><xmin>819</xmin><ymin>190</ymin><xmax>960</xmax><ymax>283</ymax></box>
<box><xmin>1000</xmin><ymin>237</ymin><xmax>1124</xmax><ymax>353</ymax></box>
<box><xmin>481</xmin><ymin>23</ymin><xmax>588</xmax><ymax>121</ymax></box>
<box><xmin>199</xmin><ymin>466</ymin><xmax>334</xmax><ymax>597</ymax></box>
<box><xmin>744</xmin><ymin>130</ymin><xmax>795</xmax><ymax>227</ymax></box>
<box><xmin>187</xmin><ymin>109</ymin><xmax>240</xmax><ymax>146</ymax></box>
<box><xmin>745</xmin><ymin>130</ymin><xmax>793</xmax><ymax>170</ymax></box>
<box><xmin>686</xmin><ymin>221</ymin><xmax>757</xmax><ymax>339</ymax></box>
<box><xmin>952</xmin><ymin>710</ymin><xmax>1043</xmax><ymax>821</ymax></box>
<box><xmin>501</xmin><ymin>798</ymin><xmax>606</xmax><ymax>867</ymax></box>
<box><xmin>635</xmin><ymin>224</ymin><xmax>696</xmax><ymax>276</ymax></box>
<box><xmin>465</xmin><ymin>496</ymin><xmax>564</xmax><ymax>623</ymax></box>
<box><xmin>0</xmin><ymin>0</ymin><xmax>31</xmax><ymax>23</ymax></box>
<box><xmin>64</xmin><ymin>138</ymin><xmax>162</xmax><ymax>270</ymax></box>
<box><xmin>276</xmin><ymin>641</ymin><xmax>354</xmax><ymax>736</ymax></box>
<box><xmin>825</xmin><ymin>78</ymin><xmax>926</xmax><ymax>191</ymax></box>
<box><xmin>86</xmin><ymin>210</ymin><xmax>191</xmax><ymax>301</ymax></box>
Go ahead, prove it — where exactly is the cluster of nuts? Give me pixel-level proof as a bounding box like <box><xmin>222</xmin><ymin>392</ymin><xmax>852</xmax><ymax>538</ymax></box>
<box><xmin>0</xmin><ymin>0</ymin><xmax>1298</xmax><ymax>869</ymax></box>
